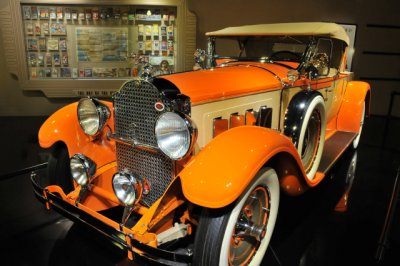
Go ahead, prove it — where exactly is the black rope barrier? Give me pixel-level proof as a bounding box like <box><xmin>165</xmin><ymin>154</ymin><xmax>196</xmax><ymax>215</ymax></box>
<box><xmin>0</xmin><ymin>162</ymin><xmax>48</xmax><ymax>181</ymax></box>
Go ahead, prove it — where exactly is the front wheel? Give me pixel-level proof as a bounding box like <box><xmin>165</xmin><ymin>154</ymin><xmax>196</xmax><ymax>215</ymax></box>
<box><xmin>193</xmin><ymin>168</ymin><xmax>279</xmax><ymax>266</ymax></box>
<box><xmin>47</xmin><ymin>144</ymin><xmax>74</xmax><ymax>193</ymax></box>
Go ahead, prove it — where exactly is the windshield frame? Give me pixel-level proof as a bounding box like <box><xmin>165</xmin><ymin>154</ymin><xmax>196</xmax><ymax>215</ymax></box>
<box><xmin>207</xmin><ymin>35</ymin><xmax>317</xmax><ymax>72</ymax></box>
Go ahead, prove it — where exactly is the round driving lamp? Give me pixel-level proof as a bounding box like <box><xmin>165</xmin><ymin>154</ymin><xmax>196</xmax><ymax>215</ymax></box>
<box><xmin>70</xmin><ymin>154</ymin><xmax>96</xmax><ymax>187</ymax></box>
<box><xmin>155</xmin><ymin>112</ymin><xmax>197</xmax><ymax>160</ymax></box>
<box><xmin>112</xmin><ymin>172</ymin><xmax>140</xmax><ymax>206</ymax></box>
<box><xmin>77</xmin><ymin>98</ymin><xmax>110</xmax><ymax>136</ymax></box>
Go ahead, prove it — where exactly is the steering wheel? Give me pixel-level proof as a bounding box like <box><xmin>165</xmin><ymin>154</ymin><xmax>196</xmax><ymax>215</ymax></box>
<box><xmin>270</xmin><ymin>50</ymin><xmax>302</xmax><ymax>61</ymax></box>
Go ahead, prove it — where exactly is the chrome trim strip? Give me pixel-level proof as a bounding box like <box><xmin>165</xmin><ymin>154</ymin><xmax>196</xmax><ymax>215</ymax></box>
<box><xmin>108</xmin><ymin>133</ymin><xmax>160</xmax><ymax>153</ymax></box>
<box><xmin>243</xmin><ymin>64</ymin><xmax>284</xmax><ymax>86</ymax></box>
<box><xmin>216</xmin><ymin>62</ymin><xmax>285</xmax><ymax>85</ymax></box>
<box><xmin>192</xmin><ymin>87</ymin><xmax>282</xmax><ymax>107</ymax></box>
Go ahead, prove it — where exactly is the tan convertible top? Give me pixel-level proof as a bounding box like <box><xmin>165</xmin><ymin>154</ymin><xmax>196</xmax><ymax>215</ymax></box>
<box><xmin>206</xmin><ymin>22</ymin><xmax>349</xmax><ymax>45</ymax></box>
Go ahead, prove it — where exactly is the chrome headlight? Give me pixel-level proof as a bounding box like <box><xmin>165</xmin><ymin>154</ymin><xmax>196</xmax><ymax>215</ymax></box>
<box><xmin>70</xmin><ymin>154</ymin><xmax>96</xmax><ymax>187</ymax></box>
<box><xmin>155</xmin><ymin>112</ymin><xmax>197</xmax><ymax>160</ymax></box>
<box><xmin>112</xmin><ymin>172</ymin><xmax>140</xmax><ymax>206</ymax></box>
<box><xmin>77</xmin><ymin>98</ymin><xmax>110</xmax><ymax>136</ymax></box>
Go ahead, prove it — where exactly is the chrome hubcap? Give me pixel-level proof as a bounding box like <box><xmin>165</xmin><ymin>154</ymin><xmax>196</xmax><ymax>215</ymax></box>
<box><xmin>229</xmin><ymin>186</ymin><xmax>270</xmax><ymax>265</ymax></box>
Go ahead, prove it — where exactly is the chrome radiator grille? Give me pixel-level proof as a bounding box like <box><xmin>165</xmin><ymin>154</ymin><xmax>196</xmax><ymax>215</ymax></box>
<box><xmin>114</xmin><ymin>80</ymin><xmax>160</xmax><ymax>146</ymax></box>
<box><xmin>116</xmin><ymin>143</ymin><xmax>173</xmax><ymax>207</ymax></box>
<box><xmin>114</xmin><ymin>79</ymin><xmax>174</xmax><ymax>206</ymax></box>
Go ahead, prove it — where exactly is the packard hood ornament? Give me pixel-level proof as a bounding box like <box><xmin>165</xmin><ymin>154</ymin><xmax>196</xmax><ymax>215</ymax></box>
<box><xmin>193</xmin><ymin>48</ymin><xmax>206</xmax><ymax>71</ymax></box>
<box><xmin>127</xmin><ymin>52</ymin><xmax>154</xmax><ymax>81</ymax></box>
<box><xmin>140</xmin><ymin>63</ymin><xmax>154</xmax><ymax>81</ymax></box>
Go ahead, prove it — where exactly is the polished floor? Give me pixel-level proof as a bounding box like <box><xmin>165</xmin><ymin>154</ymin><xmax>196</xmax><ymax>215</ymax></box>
<box><xmin>0</xmin><ymin>115</ymin><xmax>399</xmax><ymax>266</ymax></box>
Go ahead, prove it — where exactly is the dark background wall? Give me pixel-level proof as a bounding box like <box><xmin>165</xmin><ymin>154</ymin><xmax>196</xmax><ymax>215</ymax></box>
<box><xmin>0</xmin><ymin>0</ymin><xmax>399</xmax><ymax>116</ymax></box>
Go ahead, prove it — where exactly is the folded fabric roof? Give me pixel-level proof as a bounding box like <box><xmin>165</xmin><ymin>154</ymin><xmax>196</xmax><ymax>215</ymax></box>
<box><xmin>206</xmin><ymin>22</ymin><xmax>349</xmax><ymax>45</ymax></box>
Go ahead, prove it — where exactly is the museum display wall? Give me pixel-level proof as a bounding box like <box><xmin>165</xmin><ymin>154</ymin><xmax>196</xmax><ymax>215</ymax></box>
<box><xmin>0</xmin><ymin>0</ymin><xmax>399</xmax><ymax>116</ymax></box>
<box><xmin>0</xmin><ymin>0</ymin><xmax>196</xmax><ymax>109</ymax></box>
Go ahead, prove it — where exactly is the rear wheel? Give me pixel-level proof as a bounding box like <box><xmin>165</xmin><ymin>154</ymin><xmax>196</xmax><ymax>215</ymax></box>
<box><xmin>193</xmin><ymin>168</ymin><xmax>279</xmax><ymax>266</ymax></box>
<box><xmin>47</xmin><ymin>144</ymin><xmax>74</xmax><ymax>193</ymax></box>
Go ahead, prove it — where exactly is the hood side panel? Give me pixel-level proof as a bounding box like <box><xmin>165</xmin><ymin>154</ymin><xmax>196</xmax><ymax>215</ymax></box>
<box><xmin>160</xmin><ymin>65</ymin><xmax>282</xmax><ymax>104</ymax></box>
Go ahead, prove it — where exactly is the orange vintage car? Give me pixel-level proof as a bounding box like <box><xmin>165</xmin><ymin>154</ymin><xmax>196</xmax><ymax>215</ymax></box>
<box><xmin>32</xmin><ymin>22</ymin><xmax>370</xmax><ymax>265</ymax></box>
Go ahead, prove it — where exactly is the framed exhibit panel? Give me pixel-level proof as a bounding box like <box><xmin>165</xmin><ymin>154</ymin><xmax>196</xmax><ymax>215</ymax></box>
<box><xmin>0</xmin><ymin>0</ymin><xmax>196</xmax><ymax>97</ymax></box>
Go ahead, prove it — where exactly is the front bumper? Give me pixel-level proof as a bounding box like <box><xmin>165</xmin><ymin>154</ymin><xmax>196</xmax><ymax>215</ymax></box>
<box><xmin>30</xmin><ymin>172</ymin><xmax>192</xmax><ymax>265</ymax></box>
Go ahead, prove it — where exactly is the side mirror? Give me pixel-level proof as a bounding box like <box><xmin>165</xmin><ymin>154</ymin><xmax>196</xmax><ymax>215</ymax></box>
<box><xmin>140</xmin><ymin>63</ymin><xmax>154</xmax><ymax>81</ymax></box>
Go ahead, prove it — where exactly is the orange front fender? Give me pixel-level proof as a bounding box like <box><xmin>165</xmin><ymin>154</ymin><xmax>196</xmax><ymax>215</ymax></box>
<box><xmin>337</xmin><ymin>81</ymin><xmax>371</xmax><ymax>133</ymax></box>
<box><xmin>38</xmin><ymin>101</ymin><xmax>116</xmax><ymax>166</ymax></box>
<box><xmin>179</xmin><ymin>126</ymin><xmax>307</xmax><ymax>208</ymax></box>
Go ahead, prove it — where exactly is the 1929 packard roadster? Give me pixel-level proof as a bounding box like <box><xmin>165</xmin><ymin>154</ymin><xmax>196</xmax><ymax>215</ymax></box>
<box><xmin>32</xmin><ymin>22</ymin><xmax>370</xmax><ymax>265</ymax></box>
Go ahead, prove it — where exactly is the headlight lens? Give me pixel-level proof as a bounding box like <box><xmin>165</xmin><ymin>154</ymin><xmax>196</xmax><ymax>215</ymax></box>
<box><xmin>155</xmin><ymin>112</ymin><xmax>196</xmax><ymax>160</ymax></box>
<box><xmin>112</xmin><ymin>172</ymin><xmax>140</xmax><ymax>206</ymax></box>
<box><xmin>77</xmin><ymin>98</ymin><xmax>110</xmax><ymax>136</ymax></box>
<box><xmin>70</xmin><ymin>154</ymin><xmax>96</xmax><ymax>187</ymax></box>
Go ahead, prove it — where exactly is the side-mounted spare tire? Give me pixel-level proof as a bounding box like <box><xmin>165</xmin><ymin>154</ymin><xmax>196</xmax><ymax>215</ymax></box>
<box><xmin>284</xmin><ymin>90</ymin><xmax>326</xmax><ymax>180</ymax></box>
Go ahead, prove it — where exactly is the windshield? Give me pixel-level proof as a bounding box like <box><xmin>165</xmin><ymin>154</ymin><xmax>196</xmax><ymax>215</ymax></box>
<box><xmin>214</xmin><ymin>36</ymin><xmax>312</xmax><ymax>63</ymax></box>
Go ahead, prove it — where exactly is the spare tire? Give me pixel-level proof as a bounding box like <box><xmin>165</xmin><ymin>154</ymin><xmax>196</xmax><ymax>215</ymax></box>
<box><xmin>284</xmin><ymin>90</ymin><xmax>326</xmax><ymax>180</ymax></box>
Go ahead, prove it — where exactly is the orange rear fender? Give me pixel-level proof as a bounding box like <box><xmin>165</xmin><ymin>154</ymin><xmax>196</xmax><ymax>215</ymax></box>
<box><xmin>38</xmin><ymin>101</ymin><xmax>116</xmax><ymax>166</ymax></box>
<box><xmin>337</xmin><ymin>81</ymin><xmax>371</xmax><ymax>132</ymax></box>
<box><xmin>178</xmin><ymin>126</ymin><xmax>307</xmax><ymax>208</ymax></box>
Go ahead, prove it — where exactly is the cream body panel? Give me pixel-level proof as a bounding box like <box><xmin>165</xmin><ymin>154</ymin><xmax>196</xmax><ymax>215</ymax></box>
<box><xmin>329</xmin><ymin>77</ymin><xmax>347</xmax><ymax>121</ymax></box>
<box><xmin>280</xmin><ymin>86</ymin><xmax>302</xmax><ymax>131</ymax></box>
<box><xmin>191</xmin><ymin>90</ymin><xmax>281</xmax><ymax>149</ymax></box>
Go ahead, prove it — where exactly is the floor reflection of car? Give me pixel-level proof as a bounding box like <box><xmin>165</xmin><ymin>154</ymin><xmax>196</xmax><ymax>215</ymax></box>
<box><xmin>334</xmin><ymin>151</ymin><xmax>358</xmax><ymax>212</ymax></box>
<box><xmin>266</xmin><ymin>149</ymin><xmax>360</xmax><ymax>266</ymax></box>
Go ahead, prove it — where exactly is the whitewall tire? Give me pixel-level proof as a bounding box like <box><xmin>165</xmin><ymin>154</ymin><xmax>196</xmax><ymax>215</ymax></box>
<box><xmin>297</xmin><ymin>95</ymin><xmax>326</xmax><ymax>180</ymax></box>
<box><xmin>193</xmin><ymin>168</ymin><xmax>280</xmax><ymax>266</ymax></box>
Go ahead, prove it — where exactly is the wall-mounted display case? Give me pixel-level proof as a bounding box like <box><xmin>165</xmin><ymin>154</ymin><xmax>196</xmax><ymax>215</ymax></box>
<box><xmin>0</xmin><ymin>0</ymin><xmax>196</xmax><ymax>97</ymax></box>
<box><xmin>22</xmin><ymin>4</ymin><xmax>177</xmax><ymax>80</ymax></box>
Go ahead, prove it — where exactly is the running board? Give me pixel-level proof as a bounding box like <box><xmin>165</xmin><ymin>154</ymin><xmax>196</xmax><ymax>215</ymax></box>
<box><xmin>317</xmin><ymin>131</ymin><xmax>357</xmax><ymax>174</ymax></box>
